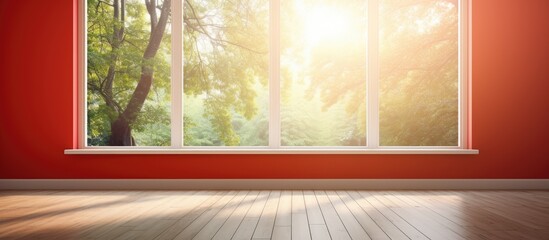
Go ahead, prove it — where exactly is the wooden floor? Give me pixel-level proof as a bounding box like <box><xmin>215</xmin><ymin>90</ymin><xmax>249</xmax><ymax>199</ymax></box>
<box><xmin>1</xmin><ymin>191</ymin><xmax>549</xmax><ymax>240</ymax></box>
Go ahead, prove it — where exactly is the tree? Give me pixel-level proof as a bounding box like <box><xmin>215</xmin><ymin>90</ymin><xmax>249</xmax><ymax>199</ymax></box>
<box><xmin>88</xmin><ymin>0</ymin><xmax>171</xmax><ymax>146</ymax></box>
<box><xmin>279</xmin><ymin>0</ymin><xmax>367</xmax><ymax>146</ymax></box>
<box><xmin>109</xmin><ymin>0</ymin><xmax>171</xmax><ymax>145</ymax></box>
<box><xmin>87</xmin><ymin>0</ymin><xmax>459</xmax><ymax>147</ymax></box>
<box><xmin>377</xmin><ymin>0</ymin><xmax>459</xmax><ymax>146</ymax></box>
<box><xmin>182</xmin><ymin>0</ymin><xmax>269</xmax><ymax>146</ymax></box>
<box><xmin>298</xmin><ymin>0</ymin><xmax>459</xmax><ymax>146</ymax></box>
<box><xmin>88</xmin><ymin>0</ymin><xmax>268</xmax><ymax>146</ymax></box>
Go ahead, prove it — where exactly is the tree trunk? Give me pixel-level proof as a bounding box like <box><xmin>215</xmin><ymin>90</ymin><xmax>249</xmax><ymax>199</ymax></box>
<box><xmin>104</xmin><ymin>0</ymin><xmax>124</xmax><ymax>113</ymax></box>
<box><xmin>109</xmin><ymin>117</ymin><xmax>134</xmax><ymax>146</ymax></box>
<box><xmin>109</xmin><ymin>0</ymin><xmax>171</xmax><ymax>146</ymax></box>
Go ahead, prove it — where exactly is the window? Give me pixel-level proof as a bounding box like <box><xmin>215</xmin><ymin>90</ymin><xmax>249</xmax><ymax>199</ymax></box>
<box><xmin>77</xmin><ymin>0</ymin><xmax>474</xmax><ymax>153</ymax></box>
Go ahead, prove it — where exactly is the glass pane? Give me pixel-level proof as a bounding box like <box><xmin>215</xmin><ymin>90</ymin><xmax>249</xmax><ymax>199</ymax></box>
<box><xmin>280</xmin><ymin>0</ymin><xmax>367</xmax><ymax>146</ymax></box>
<box><xmin>379</xmin><ymin>0</ymin><xmax>459</xmax><ymax>146</ymax></box>
<box><xmin>87</xmin><ymin>0</ymin><xmax>171</xmax><ymax>146</ymax></box>
<box><xmin>183</xmin><ymin>0</ymin><xmax>269</xmax><ymax>146</ymax></box>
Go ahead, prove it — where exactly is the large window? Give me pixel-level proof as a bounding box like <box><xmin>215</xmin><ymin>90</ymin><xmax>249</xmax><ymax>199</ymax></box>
<box><xmin>80</xmin><ymin>0</ymin><xmax>472</xmax><ymax>153</ymax></box>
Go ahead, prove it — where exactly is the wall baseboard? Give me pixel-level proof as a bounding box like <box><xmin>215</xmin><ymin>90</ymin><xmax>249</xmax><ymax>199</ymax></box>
<box><xmin>1</xmin><ymin>179</ymin><xmax>548</xmax><ymax>190</ymax></box>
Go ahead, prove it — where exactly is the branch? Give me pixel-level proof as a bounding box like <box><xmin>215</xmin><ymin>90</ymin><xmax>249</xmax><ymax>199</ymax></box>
<box><xmin>119</xmin><ymin>0</ymin><xmax>171</xmax><ymax>124</ymax></box>
<box><xmin>184</xmin><ymin>19</ymin><xmax>266</xmax><ymax>54</ymax></box>
<box><xmin>123</xmin><ymin>38</ymin><xmax>143</xmax><ymax>51</ymax></box>
<box><xmin>145</xmin><ymin>0</ymin><xmax>158</xmax><ymax>32</ymax></box>
<box><xmin>143</xmin><ymin>0</ymin><xmax>171</xmax><ymax>59</ymax></box>
<box><xmin>87</xmin><ymin>81</ymin><xmax>123</xmax><ymax>115</ymax></box>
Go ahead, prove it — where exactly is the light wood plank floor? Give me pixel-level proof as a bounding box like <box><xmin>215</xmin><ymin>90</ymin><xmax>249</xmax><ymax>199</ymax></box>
<box><xmin>1</xmin><ymin>190</ymin><xmax>549</xmax><ymax>240</ymax></box>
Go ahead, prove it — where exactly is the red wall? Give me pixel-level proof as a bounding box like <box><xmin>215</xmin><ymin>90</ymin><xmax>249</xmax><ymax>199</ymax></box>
<box><xmin>1</xmin><ymin>0</ymin><xmax>548</xmax><ymax>179</ymax></box>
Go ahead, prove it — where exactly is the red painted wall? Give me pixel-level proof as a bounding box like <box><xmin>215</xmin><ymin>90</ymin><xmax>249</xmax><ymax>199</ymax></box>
<box><xmin>1</xmin><ymin>0</ymin><xmax>548</xmax><ymax>179</ymax></box>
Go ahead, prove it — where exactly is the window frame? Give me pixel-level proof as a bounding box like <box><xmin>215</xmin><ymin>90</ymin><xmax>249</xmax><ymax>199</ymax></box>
<box><xmin>70</xmin><ymin>0</ymin><xmax>477</xmax><ymax>154</ymax></box>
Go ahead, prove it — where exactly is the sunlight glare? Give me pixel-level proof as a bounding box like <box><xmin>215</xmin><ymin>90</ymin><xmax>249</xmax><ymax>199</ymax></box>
<box><xmin>301</xmin><ymin>6</ymin><xmax>353</xmax><ymax>46</ymax></box>
<box><xmin>412</xmin><ymin>1</ymin><xmax>455</xmax><ymax>34</ymax></box>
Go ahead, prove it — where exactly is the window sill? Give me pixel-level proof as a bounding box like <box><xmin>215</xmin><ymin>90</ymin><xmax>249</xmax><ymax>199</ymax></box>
<box><xmin>64</xmin><ymin>149</ymin><xmax>479</xmax><ymax>155</ymax></box>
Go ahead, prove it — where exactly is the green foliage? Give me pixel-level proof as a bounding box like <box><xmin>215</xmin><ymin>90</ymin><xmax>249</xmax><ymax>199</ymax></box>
<box><xmin>281</xmin><ymin>81</ymin><xmax>365</xmax><ymax>146</ymax></box>
<box><xmin>378</xmin><ymin>0</ymin><xmax>459</xmax><ymax>146</ymax></box>
<box><xmin>279</xmin><ymin>0</ymin><xmax>367</xmax><ymax>146</ymax></box>
<box><xmin>87</xmin><ymin>0</ymin><xmax>460</xmax><ymax>147</ymax></box>
<box><xmin>87</xmin><ymin>0</ymin><xmax>171</xmax><ymax>146</ymax></box>
<box><xmin>184</xmin><ymin>83</ymin><xmax>269</xmax><ymax>146</ymax></box>
<box><xmin>183</xmin><ymin>0</ymin><xmax>269</xmax><ymax>146</ymax></box>
<box><xmin>278</xmin><ymin>0</ymin><xmax>459</xmax><ymax>146</ymax></box>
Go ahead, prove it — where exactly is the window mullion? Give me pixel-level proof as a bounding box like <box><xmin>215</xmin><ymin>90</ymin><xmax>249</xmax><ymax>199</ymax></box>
<box><xmin>171</xmin><ymin>0</ymin><xmax>183</xmax><ymax>148</ymax></box>
<box><xmin>367</xmin><ymin>0</ymin><xmax>380</xmax><ymax>149</ymax></box>
<box><xmin>461</xmin><ymin>0</ymin><xmax>470</xmax><ymax>149</ymax></box>
<box><xmin>269</xmin><ymin>0</ymin><xmax>281</xmax><ymax>149</ymax></box>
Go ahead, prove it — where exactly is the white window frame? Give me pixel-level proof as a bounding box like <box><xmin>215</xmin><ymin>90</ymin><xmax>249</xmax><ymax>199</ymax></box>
<box><xmin>68</xmin><ymin>0</ymin><xmax>478</xmax><ymax>154</ymax></box>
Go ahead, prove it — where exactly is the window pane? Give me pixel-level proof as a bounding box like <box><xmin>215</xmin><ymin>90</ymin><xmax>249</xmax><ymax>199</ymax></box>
<box><xmin>379</xmin><ymin>0</ymin><xmax>459</xmax><ymax>146</ymax></box>
<box><xmin>183</xmin><ymin>0</ymin><xmax>269</xmax><ymax>146</ymax></box>
<box><xmin>87</xmin><ymin>0</ymin><xmax>171</xmax><ymax>146</ymax></box>
<box><xmin>280</xmin><ymin>0</ymin><xmax>367</xmax><ymax>146</ymax></box>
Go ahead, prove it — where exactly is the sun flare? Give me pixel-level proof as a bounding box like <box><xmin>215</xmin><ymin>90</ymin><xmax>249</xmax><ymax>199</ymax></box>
<box><xmin>300</xmin><ymin>5</ymin><xmax>354</xmax><ymax>46</ymax></box>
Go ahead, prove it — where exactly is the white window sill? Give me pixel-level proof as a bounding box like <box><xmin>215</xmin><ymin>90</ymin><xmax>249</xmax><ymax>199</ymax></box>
<box><xmin>64</xmin><ymin>149</ymin><xmax>479</xmax><ymax>155</ymax></box>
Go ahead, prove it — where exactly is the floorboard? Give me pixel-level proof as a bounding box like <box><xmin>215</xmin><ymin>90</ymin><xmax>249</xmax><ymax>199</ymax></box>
<box><xmin>0</xmin><ymin>190</ymin><xmax>548</xmax><ymax>239</ymax></box>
